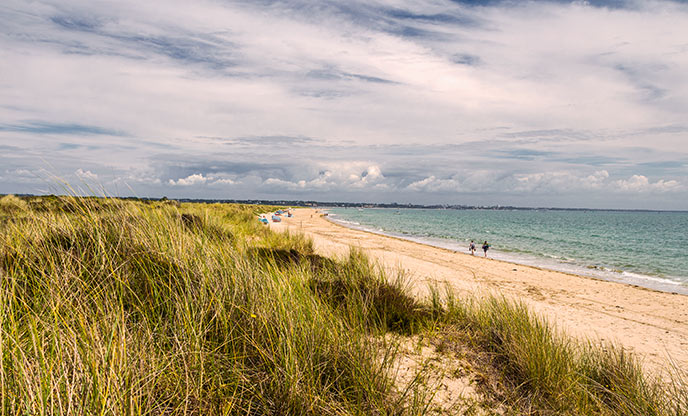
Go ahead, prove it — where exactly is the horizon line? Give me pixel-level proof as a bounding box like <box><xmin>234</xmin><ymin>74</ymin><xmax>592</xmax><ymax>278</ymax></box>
<box><xmin>4</xmin><ymin>192</ymin><xmax>688</xmax><ymax>213</ymax></box>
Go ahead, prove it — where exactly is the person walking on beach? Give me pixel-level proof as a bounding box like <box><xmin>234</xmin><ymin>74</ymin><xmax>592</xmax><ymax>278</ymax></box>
<box><xmin>469</xmin><ymin>240</ymin><xmax>476</xmax><ymax>255</ymax></box>
<box><xmin>482</xmin><ymin>241</ymin><xmax>490</xmax><ymax>257</ymax></box>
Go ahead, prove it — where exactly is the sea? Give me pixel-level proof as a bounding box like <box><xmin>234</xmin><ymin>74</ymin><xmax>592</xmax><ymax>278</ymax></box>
<box><xmin>324</xmin><ymin>207</ymin><xmax>688</xmax><ymax>295</ymax></box>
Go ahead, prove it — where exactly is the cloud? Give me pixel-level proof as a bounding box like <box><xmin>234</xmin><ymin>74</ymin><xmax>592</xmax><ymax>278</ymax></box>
<box><xmin>209</xmin><ymin>135</ymin><xmax>315</xmax><ymax>146</ymax></box>
<box><xmin>212</xmin><ymin>178</ymin><xmax>236</xmax><ymax>185</ymax></box>
<box><xmin>75</xmin><ymin>168</ymin><xmax>98</xmax><ymax>180</ymax></box>
<box><xmin>167</xmin><ymin>172</ymin><xmax>240</xmax><ymax>187</ymax></box>
<box><xmin>4</xmin><ymin>169</ymin><xmax>42</xmax><ymax>184</ymax></box>
<box><xmin>168</xmin><ymin>173</ymin><xmax>208</xmax><ymax>186</ymax></box>
<box><xmin>1</xmin><ymin>0</ymin><xmax>688</xmax><ymax>208</ymax></box>
<box><xmin>407</xmin><ymin>169</ymin><xmax>683</xmax><ymax>195</ymax></box>
<box><xmin>263</xmin><ymin>162</ymin><xmax>387</xmax><ymax>192</ymax></box>
<box><xmin>407</xmin><ymin>176</ymin><xmax>461</xmax><ymax>192</ymax></box>
<box><xmin>306</xmin><ymin>68</ymin><xmax>395</xmax><ymax>84</ymax></box>
<box><xmin>612</xmin><ymin>175</ymin><xmax>682</xmax><ymax>193</ymax></box>
<box><xmin>511</xmin><ymin>170</ymin><xmax>683</xmax><ymax>194</ymax></box>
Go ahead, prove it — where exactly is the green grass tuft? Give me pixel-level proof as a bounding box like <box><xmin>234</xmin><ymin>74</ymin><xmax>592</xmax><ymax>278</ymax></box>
<box><xmin>308</xmin><ymin>249</ymin><xmax>436</xmax><ymax>335</ymax></box>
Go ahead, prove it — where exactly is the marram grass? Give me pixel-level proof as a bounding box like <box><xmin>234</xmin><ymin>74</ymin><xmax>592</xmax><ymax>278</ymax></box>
<box><xmin>0</xmin><ymin>197</ymin><xmax>422</xmax><ymax>415</ymax></box>
<box><xmin>0</xmin><ymin>195</ymin><xmax>686</xmax><ymax>415</ymax></box>
<box><xmin>435</xmin><ymin>289</ymin><xmax>688</xmax><ymax>415</ymax></box>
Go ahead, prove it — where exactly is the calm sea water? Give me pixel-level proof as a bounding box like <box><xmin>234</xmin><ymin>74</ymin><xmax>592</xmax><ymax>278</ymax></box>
<box><xmin>325</xmin><ymin>208</ymin><xmax>688</xmax><ymax>294</ymax></box>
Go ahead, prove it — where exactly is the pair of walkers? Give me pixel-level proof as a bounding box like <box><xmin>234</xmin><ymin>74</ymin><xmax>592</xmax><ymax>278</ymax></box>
<box><xmin>469</xmin><ymin>240</ymin><xmax>490</xmax><ymax>257</ymax></box>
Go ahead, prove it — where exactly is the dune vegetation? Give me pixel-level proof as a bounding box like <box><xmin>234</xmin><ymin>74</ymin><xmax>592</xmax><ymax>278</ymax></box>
<box><xmin>0</xmin><ymin>194</ymin><xmax>685</xmax><ymax>415</ymax></box>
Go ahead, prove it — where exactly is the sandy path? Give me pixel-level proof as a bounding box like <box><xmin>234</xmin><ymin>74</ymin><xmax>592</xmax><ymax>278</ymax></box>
<box><xmin>270</xmin><ymin>209</ymin><xmax>688</xmax><ymax>376</ymax></box>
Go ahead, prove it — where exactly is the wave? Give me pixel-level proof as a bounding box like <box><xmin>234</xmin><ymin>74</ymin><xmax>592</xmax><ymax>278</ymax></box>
<box><xmin>325</xmin><ymin>213</ymin><xmax>688</xmax><ymax>295</ymax></box>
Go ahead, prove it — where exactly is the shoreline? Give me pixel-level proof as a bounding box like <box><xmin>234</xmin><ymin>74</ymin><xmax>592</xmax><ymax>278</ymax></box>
<box><xmin>273</xmin><ymin>208</ymin><xmax>688</xmax><ymax>376</ymax></box>
<box><xmin>324</xmin><ymin>213</ymin><xmax>688</xmax><ymax>296</ymax></box>
<box><xmin>324</xmin><ymin>215</ymin><xmax>667</xmax><ymax>293</ymax></box>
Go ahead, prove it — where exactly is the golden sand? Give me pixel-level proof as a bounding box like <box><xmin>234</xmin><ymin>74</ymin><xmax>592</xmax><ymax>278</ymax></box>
<box><xmin>271</xmin><ymin>208</ymin><xmax>688</xmax><ymax>376</ymax></box>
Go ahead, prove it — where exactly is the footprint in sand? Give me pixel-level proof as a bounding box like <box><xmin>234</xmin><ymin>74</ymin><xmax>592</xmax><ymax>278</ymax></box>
<box><xmin>526</xmin><ymin>286</ymin><xmax>546</xmax><ymax>301</ymax></box>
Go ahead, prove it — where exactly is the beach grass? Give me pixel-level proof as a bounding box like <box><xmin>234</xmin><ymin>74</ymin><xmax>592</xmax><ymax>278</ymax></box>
<box><xmin>432</xmin><ymin>290</ymin><xmax>686</xmax><ymax>415</ymax></box>
<box><xmin>0</xmin><ymin>196</ymin><xmax>423</xmax><ymax>414</ymax></box>
<box><xmin>0</xmin><ymin>195</ymin><xmax>686</xmax><ymax>415</ymax></box>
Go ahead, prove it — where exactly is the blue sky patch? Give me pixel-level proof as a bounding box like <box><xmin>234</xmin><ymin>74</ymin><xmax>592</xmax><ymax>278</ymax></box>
<box><xmin>0</xmin><ymin>121</ymin><xmax>124</xmax><ymax>136</ymax></box>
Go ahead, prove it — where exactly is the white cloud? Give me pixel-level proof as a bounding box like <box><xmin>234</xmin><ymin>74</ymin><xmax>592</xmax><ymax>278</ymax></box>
<box><xmin>263</xmin><ymin>162</ymin><xmax>387</xmax><ymax>192</ymax></box>
<box><xmin>75</xmin><ymin>168</ymin><xmax>98</xmax><ymax>180</ymax></box>
<box><xmin>514</xmin><ymin>171</ymin><xmax>683</xmax><ymax>194</ymax></box>
<box><xmin>167</xmin><ymin>173</ymin><xmax>239</xmax><ymax>187</ymax></box>
<box><xmin>612</xmin><ymin>175</ymin><xmax>682</xmax><ymax>193</ymax></box>
<box><xmin>168</xmin><ymin>173</ymin><xmax>207</xmax><ymax>186</ymax></box>
<box><xmin>513</xmin><ymin>171</ymin><xmax>602</xmax><ymax>193</ymax></box>
<box><xmin>407</xmin><ymin>176</ymin><xmax>462</xmax><ymax>192</ymax></box>
<box><xmin>408</xmin><ymin>169</ymin><xmax>682</xmax><ymax>195</ymax></box>
<box><xmin>211</xmin><ymin>178</ymin><xmax>237</xmax><ymax>186</ymax></box>
<box><xmin>584</xmin><ymin>170</ymin><xmax>610</xmax><ymax>189</ymax></box>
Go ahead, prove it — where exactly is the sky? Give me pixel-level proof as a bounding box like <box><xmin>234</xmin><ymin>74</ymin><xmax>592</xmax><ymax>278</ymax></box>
<box><xmin>1</xmin><ymin>0</ymin><xmax>688</xmax><ymax>209</ymax></box>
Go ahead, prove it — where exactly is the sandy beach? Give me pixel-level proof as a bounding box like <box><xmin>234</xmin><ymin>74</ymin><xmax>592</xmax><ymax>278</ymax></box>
<box><xmin>272</xmin><ymin>208</ymin><xmax>688</xmax><ymax>376</ymax></box>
